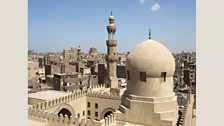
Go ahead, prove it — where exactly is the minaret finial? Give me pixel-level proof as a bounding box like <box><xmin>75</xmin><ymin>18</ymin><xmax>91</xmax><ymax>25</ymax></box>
<box><xmin>111</xmin><ymin>10</ymin><xmax>113</xmax><ymax>16</ymax></box>
<box><xmin>149</xmin><ymin>29</ymin><xmax>151</xmax><ymax>39</ymax></box>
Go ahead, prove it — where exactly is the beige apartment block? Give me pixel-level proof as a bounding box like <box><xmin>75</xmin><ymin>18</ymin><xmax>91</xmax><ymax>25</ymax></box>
<box><xmin>28</xmin><ymin>61</ymin><xmax>39</xmax><ymax>80</ymax></box>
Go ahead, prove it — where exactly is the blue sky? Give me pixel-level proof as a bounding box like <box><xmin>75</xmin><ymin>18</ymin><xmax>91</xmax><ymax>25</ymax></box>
<box><xmin>28</xmin><ymin>0</ymin><xmax>195</xmax><ymax>53</ymax></box>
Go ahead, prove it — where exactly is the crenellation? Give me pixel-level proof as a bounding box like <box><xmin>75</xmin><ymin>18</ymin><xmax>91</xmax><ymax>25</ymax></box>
<box><xmin>68</xmin><ymin>116</ymin><xmax>73</xmax><ymax>124</ymax></box>
<box><xmin>48</xmin><ymin>112</ymin><xmax>54</xmax><ymax>120</ymax></box>
<box><xmin>74</xmin><ymin>117</ymin><xmax>80</xmax><ymax>125</ymax></box>
<box><xmin>40</xmin><ymin>102</ymin><xmax>44</xmax><ymax>110</ymax></box>
<box><xmin>48</xmin><ymin>100</ymin><xmax>51</xmax><ymax>108</ymax></box>
<box><xmin>29</xmin><ymin>87</ymin><xmax>120</xmax><ymax>125</ymax></box>
<box><xmin>59</xmin><ymin>113</ymin><xmax>64</xmax><ymax>123</ymax></box>
<box><xmin>64</xmin><ymin>115</ymin><xmax>70</xmax><ymax>123</ymax></box>
<box><xmin>68</xmin><ymin>94</ymin><xmax>72</xmax><ymax>100</ymax></box>
<box><xmin>53</xmin><ymin>113</ymin><xmax>59</xmax><ymax>122</ymax></box>
<box><xmin>38</xmin><ymin>110</ymin><xmax>44</xmax><ymax>118</ymax></box>
<box><xmin>43</xmin><ymin>111</ymin><xmax>49</xmax><ymax>119</ymax></box>
<box><xmin>80</xmin><ymin>118</ymin><xmax>85</xmax><ymax>126</ymax></box>
<box><xmin>65</xmin><ymin>95</ymin><xmax>68</xmax><ymax>102</ymax></box>
<box><xmin>73</xmin><ymin>93</ymin><xmax>76</xmax><ymax>99</ymax></box>
<box><xmin>86</xmin><ymin>90</ymin><xmax>120</xmax><ymax>100</ymax></box>
<box><xmin>61</xmin><ymin>96</ymin><xmax>64</xmax><ymax>103</ymax></box>
<box><xmin>110</xmin><ymin>114</ymin><xmax>113</xmax><ymax>122</ymax></box>
<box><xmin>86</xmin><ymin>119</ymin><xmax>92</xmax><ymax>126</ymax></box>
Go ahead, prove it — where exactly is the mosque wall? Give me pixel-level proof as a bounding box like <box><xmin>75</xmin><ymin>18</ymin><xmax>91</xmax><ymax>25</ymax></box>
<box><xmin>86</xmin><ymin>95</ymin><xmax>121</xmax><ymax>121</ymax></box>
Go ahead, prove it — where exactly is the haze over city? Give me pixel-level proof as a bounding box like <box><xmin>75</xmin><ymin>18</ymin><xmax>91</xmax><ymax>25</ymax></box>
<box><xmin>28</xmin><ymin>0</ymin><xmax>195</xmax><ymax>53</ymax></box>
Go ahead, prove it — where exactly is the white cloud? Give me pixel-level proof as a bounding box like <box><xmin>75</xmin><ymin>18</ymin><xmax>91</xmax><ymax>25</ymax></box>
<box><xmin>139</xmin><ymin>0</ymin><xmax>146</xmax><ymax>4</ymax></box>
<box><xmin>150</xmin><ymin>3</ymin><xmax>160</xmax><ymax>12</ymax></box>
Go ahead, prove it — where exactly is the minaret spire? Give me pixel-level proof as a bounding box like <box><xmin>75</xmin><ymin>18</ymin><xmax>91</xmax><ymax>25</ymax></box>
<box><xmin>107</xmin><ymin>11</ymin><xmax>116</xmax><ymax>40</ymax></box>
<box><xmin>149</xmin><ymin>29</ymin><xmax>151</xmax><ymax>39</ymax></box>
<box><xmin>111</xmin><ymin>10</ymin><xmax>113</xmax><ymax>16</ymax></box>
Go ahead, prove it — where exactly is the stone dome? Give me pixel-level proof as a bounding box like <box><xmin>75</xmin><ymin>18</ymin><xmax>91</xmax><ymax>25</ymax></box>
<box><xmin>126</xmin><ymin>39</ymin><xmax>175</xmax><ymax>78</ymax></box>
<box><xmin>125</xmin><ymin>39</ymin><xmax>175</xmax><ymax>97</ymax></box>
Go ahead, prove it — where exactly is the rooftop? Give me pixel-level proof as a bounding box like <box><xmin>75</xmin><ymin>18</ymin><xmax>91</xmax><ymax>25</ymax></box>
<box><xmin>28</xmin><ymin>90</ymin><xmax>70</xmax><ymax>101</ymax></box>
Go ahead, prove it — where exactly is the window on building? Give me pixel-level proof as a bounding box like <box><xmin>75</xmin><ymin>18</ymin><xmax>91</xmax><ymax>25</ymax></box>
<box><xmin>95</xmin><ymin>112</ymin><xmax>98</xmax><ymax>117</ymax></box>
<box><xmin>77</xmin><ymin>113</ymin><xmax>80</xmax><ymax>118</ymax></box>
<box><xmin>87</xmin><ymin>102</ymin><xmax>90</xmax><ymax>107</ymax></box>
<box><xmin>88</xmin><ymin>110</ymin><xmax>91</xmax><ymax>116</ymax></box>
<box><xmin>161</xmin><ymin>72</ymin><xmax>167</xmax><ymax>82</ymax></box>
<box><xmin>127</xmin><ymin>70</ymin><xmax>130</xmax><ymax>80</ymax></box>
<box><xmin>140</xmin><ymin>72</ymin><xmax>146</xmax><ymax>82</ymax></box>
<box><xmin>83</xmin><ymin>111</ymin><xmax>85</xmax><ymax>116</ymax></box>
<box><xmin>28</xmin><ymin>67</ymin><xmax>30</xmax><ymax>70</ymax></box>
<box><xmin>95</xmin><ymin>103</ymin><xmax>98</xmax><ymax>109</ymax></box>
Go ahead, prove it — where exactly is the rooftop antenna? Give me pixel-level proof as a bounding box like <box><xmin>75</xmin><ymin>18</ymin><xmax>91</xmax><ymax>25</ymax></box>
<box><xmin>149</xmin><ymin>29</ymin><xmax>151</xmax><ymax>39</ymax></box>
<box><xmin>111</xmin><ymin>10</ymin><xmax>113</xmax><ymax>16</ymax></box>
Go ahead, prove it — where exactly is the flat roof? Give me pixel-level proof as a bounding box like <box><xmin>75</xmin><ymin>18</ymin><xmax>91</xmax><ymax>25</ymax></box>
<box><xmin>28</xmin><ymin>90</ymin><xmax>69</xmax><ymax>101</ymax></box>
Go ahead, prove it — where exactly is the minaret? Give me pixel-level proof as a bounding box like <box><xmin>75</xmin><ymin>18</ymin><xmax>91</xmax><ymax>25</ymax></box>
<box><xmin>77</xmin><ymin>46</ymin><xmax>81</xmax><ymax>62</ymax></box>
<box><xmin>106</xmin><ymin>11</ymin><xmax>119</xmax><ymax>90</ymax></box>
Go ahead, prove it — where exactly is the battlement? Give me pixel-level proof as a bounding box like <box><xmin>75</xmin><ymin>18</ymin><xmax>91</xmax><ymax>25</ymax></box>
<box><xmin>30</xmin><ymin>90</ymin><xmax>87</xmax><ymax>110</ymax></box>
<box><xmin>87</xmin><ymin>90</ymin><xmax>120</xmax><ymax>100</ymax></box>
<box><xmin>29</xmin><ymin>107</ymin><xmax>116</xmax><ymax>126</ymax></box>
<box><xmin>28</xmin><ymin>107</ymin><xmax>81</xmax><ymax>125</ymax></box>
<box><xmin>87</xmin><ymin>113</ymin><xmax>116</xmax><ymax>126</ymax></box>
<box><xmin>30</xmin><ymin>85</ymin><xmax>120</xmax><ymax>110</ymax></box>
<box><xmin>88</xmin><ymin>84</ymin><xmax>107</xmax><ymax>89</ymax></box>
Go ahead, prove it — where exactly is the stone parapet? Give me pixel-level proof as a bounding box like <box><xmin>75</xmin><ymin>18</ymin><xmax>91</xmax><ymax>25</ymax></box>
<box><xmin>86</xmin><ymin>90</ymin><xmax>120</xmax><ymax>100</ymax></box>
<box><xmin>30</xmin><ymin>90</ymin><xmax>86</xmax><ymax>110</ymax></box>
<box><xmin>28</xmin><ymin>108</ymin><xmax>82</xmax><ymax>126</ymax></box>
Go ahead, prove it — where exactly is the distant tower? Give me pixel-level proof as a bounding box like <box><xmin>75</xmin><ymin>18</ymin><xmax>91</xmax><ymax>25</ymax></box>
<box><xmin>106</xmin><ymin>11</ymin><xmax>119</xmax><ymax>89</ymax></box>
<box><xmin>77</xmin><ymin>46</ymin><xmax>81</xmax><ymax>61</ymax></box>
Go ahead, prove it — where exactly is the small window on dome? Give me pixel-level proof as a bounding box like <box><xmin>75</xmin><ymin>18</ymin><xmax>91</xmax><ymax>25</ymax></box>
<box><xmin>140</xmin><ymin>72</ymin><xmax>146</xmax><ymax>82</ymax></box>
<box><xmin>161</xmin><ymin>72</ymin><xmax>167</xmax><ymax>82</ymax></box>
<box><xmin>127</xmin><ymin>70</ymin><xmax>130</xmax><ymax>80</ymax></box>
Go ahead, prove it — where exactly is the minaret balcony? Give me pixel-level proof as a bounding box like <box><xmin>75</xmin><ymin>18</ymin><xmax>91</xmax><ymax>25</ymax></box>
<box><xmin>107</xmin><ymin>26</ymin><xmax>116</xmax><ymax>33</ymax></box>
<box><xmin>106</xmin><ymin>55</ymin><xmax>118</xmax><ymax>61</ymax></box>
<box><xmin>106</xmin><ymin>40</ymin><xmax>117</xmax><ymax>46</ymax></box>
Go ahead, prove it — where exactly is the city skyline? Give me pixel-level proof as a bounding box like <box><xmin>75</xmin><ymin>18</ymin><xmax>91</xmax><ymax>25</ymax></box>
<box><xmin>28</xmin><ymin>0</ymin><xmax>195</xmax><ymax>53</ymax></box>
